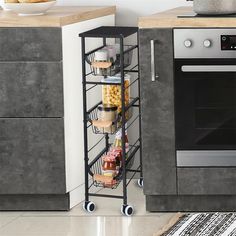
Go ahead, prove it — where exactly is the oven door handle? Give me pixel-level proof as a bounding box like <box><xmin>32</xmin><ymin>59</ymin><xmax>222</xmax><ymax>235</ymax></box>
<box><xmin>150</xmin><ymin>40</ymin><xmax>159</xmax><ymax>82</ymax></box>
<box><xmin>182</xmin><ymin>65</ymin><xmax>236</xmax><ymax>72</ymax></box>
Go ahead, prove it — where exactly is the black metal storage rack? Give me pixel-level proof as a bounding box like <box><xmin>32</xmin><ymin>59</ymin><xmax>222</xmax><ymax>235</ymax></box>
<box><xmin>79</xmin><ymin>26</ymin><xmax>143</xmax><ymax>216</ymax></box>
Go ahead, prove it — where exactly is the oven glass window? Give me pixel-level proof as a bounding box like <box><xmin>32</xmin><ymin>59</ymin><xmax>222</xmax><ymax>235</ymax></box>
<box><xmin>175</xmin><ymin>61</ymin><xmax>236</xmax><ymax>150</ymax></box>
<box><xmin>195</xmin><ymin>78</ymin><xmax>236</xmax><ymax>145</ymax></box>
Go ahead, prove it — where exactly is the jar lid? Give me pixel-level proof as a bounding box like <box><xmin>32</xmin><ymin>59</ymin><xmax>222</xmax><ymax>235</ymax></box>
<box><xmin>98</xmin><ymin>104</ymin><xmax>117</xmax><ymax>112</ymax></box>
<box><xmin>101</xmin><ymin>74</ymin><xmax>130</xmax><ymax>84</ymax></box>
<box><xmin>94</xmin><ymin>50</ymin><xmax>108</xmax><ymax>61</ymax></box>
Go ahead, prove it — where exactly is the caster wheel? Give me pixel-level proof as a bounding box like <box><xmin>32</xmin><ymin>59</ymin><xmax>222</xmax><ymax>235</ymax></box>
<box><xmin>121</xmin><ymin>204</ymin><xmax>134</xmax><ymax>216</ymax></box>
<box><xmin>83</xmin><ymin>201</ymin><xmax>96</xmax><ymax>213</ymax></box>
<box><xmin>137</xmin><ymin>178</ymin><xmax>143</xmax><ymax>188</ymax></box>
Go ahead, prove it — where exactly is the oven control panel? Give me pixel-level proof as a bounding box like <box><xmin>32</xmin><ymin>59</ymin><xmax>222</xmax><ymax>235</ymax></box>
<box><xmin>174</xmin><ymin>29</ymin><xmax>236</xmax><ymax>58</ymax></box>
<box><xmin>221</xmin><ymin>35</ymin><xmax>236</xmax><ymax>50</ymax></box>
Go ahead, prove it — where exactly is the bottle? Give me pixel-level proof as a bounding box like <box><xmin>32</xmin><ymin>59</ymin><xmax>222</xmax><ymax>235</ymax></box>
<box><xmin>113</xmin><ymin>125</ymin><xmax>129</xmax><ymax>155</ymax></box>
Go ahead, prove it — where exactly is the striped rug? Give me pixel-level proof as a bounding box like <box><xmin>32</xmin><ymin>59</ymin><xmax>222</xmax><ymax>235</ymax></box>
<box><xmin>155</xmin><ymin>213</ymin><xmax>236</xmax><ymax>236</ymax></box>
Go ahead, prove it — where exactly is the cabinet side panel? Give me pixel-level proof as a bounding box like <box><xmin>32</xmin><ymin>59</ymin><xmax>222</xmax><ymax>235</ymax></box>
<box><xmin>62</xmin><ymin>15</ymin><xmax>115</xmax><ymax>202</ymax></box>
<box><xmin>139</xmin><ymin>28</ymin><xmax>176</xmax><ymax>195</ymax></box>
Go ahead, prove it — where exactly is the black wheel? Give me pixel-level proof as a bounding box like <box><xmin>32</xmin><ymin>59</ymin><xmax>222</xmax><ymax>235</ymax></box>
<box><xmin>83</xmin><ymin>201</ymin><xmax>96</xmax><ymax>213</ymax></box>
<box><xmin>121</xmin><ymin>204</ymin><xmax>134</xmax><ymax>216</ymax></box>
<box><xmin>137</xmin><ymin>178</ymin><xmax>143</xmax><ymax>188</ymax></box>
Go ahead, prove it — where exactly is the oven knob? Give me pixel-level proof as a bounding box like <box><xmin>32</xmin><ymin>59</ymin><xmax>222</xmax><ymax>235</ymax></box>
<box><xmin>203</xmin><ymin>39</ymin><xmax>212</xmax><ymax>48</ymax></box>
<box><xmin>184</xmin><ymin>39</ymin><xmax>192</xmax><ymax>48</ymax></box>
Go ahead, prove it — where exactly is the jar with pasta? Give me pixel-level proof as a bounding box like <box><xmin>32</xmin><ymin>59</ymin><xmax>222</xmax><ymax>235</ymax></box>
<box><xmin>102</xmin><ymin>74</ymin><xmax>131</xmax><ymax>119</ymax></box>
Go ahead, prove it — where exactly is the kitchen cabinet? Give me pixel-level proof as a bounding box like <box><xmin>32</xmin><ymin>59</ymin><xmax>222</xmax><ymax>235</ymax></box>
<box><xmin>139</xmin><ymin>28</ymin><xmax>176</xmax><ymax>195</ymax></box>
<box><xmin>139</xmin><ymin>7</ymin><xmax>236</xmax><ymax>212</ymax></box>
<box><xmin>178</xmin><ymin>168</ymin><xmax>236</xmax><ymax>195</ymax></box>
<box><xmin>0</xmin><ymin>62</ymin><xmax>63</xmax><ymax>117</ymax></box>
<box><xmin>0</xmin><ymin>118</ymin><xmax>65</xmax><ymax>194</ymax></box>
<box><xmin>0</xmin><ymin>6</ymin><xmax>115</xmax><ymax>210</ymax></box>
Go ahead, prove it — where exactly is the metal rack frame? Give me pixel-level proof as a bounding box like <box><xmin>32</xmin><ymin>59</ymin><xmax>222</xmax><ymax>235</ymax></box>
<box><xmin>79</xmin><ymin>26</ymin><xmax>143</xmax><ymax>216</ymax></box>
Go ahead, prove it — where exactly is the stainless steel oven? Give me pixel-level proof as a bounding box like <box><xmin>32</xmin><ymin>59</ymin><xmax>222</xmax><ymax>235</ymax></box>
<box><xmin>174</xmin><ymin>29</ymin><xmax>236</xmax><ymax>166</ymax></box>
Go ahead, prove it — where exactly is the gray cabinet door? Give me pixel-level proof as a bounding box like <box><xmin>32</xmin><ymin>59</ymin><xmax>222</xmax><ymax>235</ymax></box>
<box><xmin>0</xmin><ymin>62</ymin><xmax>63</xmax><ymax>117</ymax></box>
<box><xmin>178</xmin><ymin>168</ymin><xmax>236</xmax><ymax>195</ymax></box>
<box><xmin>139</xmin><ymin>28</ymin><xmax>176</xmax><ymax>195</ymax></box>
<box><xmin>0</xmin><ymin>118</ymin><xmax>66</xmax><ymax>194</ymax></box>
<box><xmin>0</xmin><ymin>28</ymin><xmax>62</xmax><ymax>61</ymax></box>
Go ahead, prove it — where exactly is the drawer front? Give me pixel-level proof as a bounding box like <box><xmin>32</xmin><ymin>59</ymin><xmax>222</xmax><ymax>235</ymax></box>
<box><xmin>0</xmin><ymin>62</ymin><xmax>63</xmax><ymax>117</ymax></box>
<box><xmin>0</xmin><ymin>28</ymin><xmax>62</xmax><ymax>61</ymax></box>
<box><xmin>0</xmin><ymin>118</ymin><xmax>65</xmax><ymax>194</ymax></box>
<box><xmin>178</xmin><ymin>168</ymin><xmax>236</xmax><ymax>195</ymax></box>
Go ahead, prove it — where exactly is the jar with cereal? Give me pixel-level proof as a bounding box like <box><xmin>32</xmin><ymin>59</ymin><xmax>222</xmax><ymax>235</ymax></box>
<box><xmin>102</xmin><ymin>74</ymin><xmax>131</xmax><ymax>119</ymax></box>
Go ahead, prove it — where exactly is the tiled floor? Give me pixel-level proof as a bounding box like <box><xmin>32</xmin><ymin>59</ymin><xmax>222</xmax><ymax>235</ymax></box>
<box><xmin>0</xmin><ymin>181</ymin><xmax>175</xmax><ymax>236</ymax></box>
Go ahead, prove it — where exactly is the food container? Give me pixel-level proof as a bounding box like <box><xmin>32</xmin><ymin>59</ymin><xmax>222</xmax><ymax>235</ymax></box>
<box><xmin>104</xmin><ymin>45</ymin><xmax>116</xmax><ymax>66</ymax></box>
<box><xmin>97</xmin><ymin>104</ymin><xmax>118</xmax><ymax>133</ymax></box>
<box><xmin>187</xmin><ymin>0</ymin><xmax>236</xmax><ymax>15</ymax></box>
<box><xmin>102</xmin><ymin>74</ymin><xmax>131</xmax><ymax>118</ymax></box>
<box><xmin>102</xmin><ymin>155</ymin><xmax>118</xmax><ymax>177</ymax></box>
<box><xmin>92</xmin><ymin>50</ymin><xmax>111</xmax><ymax>76</ymax></box>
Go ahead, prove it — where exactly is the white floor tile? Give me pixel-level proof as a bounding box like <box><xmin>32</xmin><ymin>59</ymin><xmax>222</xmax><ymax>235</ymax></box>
<box><xmin>0</xmin><ymin>215</ymin><xmax>174</xmax><ymax>236</ymax></box>
<box><xmin>0</xmin><ymin>215</ymin><xmax>20</xmax><ymax>229</ymax></box>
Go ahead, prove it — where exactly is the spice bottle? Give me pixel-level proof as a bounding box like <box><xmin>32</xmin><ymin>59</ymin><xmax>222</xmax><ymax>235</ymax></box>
<box><xmin>113</xmin><ymin>126</ymin><xmax>129</xmax><ymax>154</ymax></box>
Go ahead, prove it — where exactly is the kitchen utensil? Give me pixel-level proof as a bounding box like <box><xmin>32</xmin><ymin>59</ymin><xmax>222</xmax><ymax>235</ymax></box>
<box><xmin>187</xmin><ymin>0</ymin><xmax>236</xmax><ymax>15</ymax></box>
<box><xmin>4</xmin><ymin>0</ymin><xmax>56</xmax><ymax>16</ymax></box>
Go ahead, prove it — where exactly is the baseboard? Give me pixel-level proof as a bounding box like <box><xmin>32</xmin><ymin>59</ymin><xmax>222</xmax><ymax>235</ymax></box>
<box><xmin>146</xmin><ymin>195</ymin><xmax>236</xmax><ymax>212</ymax></box>
<box><xmin>0</xmin><ymin>194</ymin><xmax>69</xmax><ymax>211</ymax></box>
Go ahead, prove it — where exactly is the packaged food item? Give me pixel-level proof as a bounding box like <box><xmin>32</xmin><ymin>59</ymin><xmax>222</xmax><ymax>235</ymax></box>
<box><xmin>102</xmin><ymin>155</ymin><xmax>117</xmax><ymax>177</ymax></box>
<box><xmin>113</xmin><ymin>127</ymin><xmax>129</xmax><ymax>154</ymax></box>
<box><xmin>102</xmin><ymin>74</ymin><xmax>130</xmax><ymax>115</ymax></box>
<box><xmin>93</xmin><ymin>174</ymin><xmax>117</xmax><ymax>188</ymax></box>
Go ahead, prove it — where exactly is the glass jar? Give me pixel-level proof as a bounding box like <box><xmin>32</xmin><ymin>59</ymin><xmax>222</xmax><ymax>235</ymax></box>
<box><xmin>102</xmin><ymin>74</ymin><xmax>130</xmax><ymax>116</ymax></box>
<box><xmin>97</xmin><ymin>104</ymin><xmax>118</xmax><ymax>133</ymax></box>
<box><xmin>104</xmin><ymin>45</ymin><xmax>116</xmax><ymax>68</ymax></box>
<box><xmin>93</xmin><ymin>50</ymin><xmax>109</xmax><ymax>76</ymax></box>
<box><xmin>102</xmin><ymin>155</ymin><xmax>117</xmax><ymax>177</ymax></box>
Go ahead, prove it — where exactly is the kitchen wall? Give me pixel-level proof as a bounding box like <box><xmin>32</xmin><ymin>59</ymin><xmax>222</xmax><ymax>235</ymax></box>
<box><xmin>57</xmin><ymin>0</ymin><xmax>192</xmax><ymax>26</ymax></box>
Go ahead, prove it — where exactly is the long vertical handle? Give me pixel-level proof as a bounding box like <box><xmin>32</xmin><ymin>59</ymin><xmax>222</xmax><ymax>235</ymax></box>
<box><xmin>150</xmin><ymin>40</ymin><xmax>159</xmax><ymax>82</ymax></box>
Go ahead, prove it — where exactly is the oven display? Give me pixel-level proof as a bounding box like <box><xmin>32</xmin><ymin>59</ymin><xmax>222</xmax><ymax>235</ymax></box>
<box><xmin>221</xmin><ymin>35</ymin><xmax>236</xmax><ymax>50</ymax></box>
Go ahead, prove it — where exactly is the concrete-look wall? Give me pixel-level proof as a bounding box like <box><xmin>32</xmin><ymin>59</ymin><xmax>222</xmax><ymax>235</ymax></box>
<box><xmin>57</xmin><ymin>0</ymin><xmax>192</xmax><ymax>26</ymax></box>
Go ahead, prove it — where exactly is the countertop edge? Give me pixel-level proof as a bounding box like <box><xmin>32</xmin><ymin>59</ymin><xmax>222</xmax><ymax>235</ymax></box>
<box><xmin>0</xmin><ymin>6</ymin><xmax>116</xmax><ymax>28</ymax></box>
<box><xmin>60</xmin><ymin>6</ymin><xmax>116</xmax><ymax>27</ymax></box>
<box><xmin>138</xmin><ymin>7</ymin><xmax>236</xmax><ymax>28</ymax></box>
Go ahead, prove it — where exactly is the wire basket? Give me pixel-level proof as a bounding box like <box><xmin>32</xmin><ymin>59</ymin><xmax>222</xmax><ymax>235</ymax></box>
<box><xmin>88</xmin><ymin>105</ymin><xmax>121</xmax><ymax>135</ymax></box>
<box><xmin>88</xmin><ymin>106</ymin><xmax>133</xmax><ymax>135</ymax></box>
<box><xmin>85</xmin><ymin>45</ymin><xmax>134</xmax><ymax>76</ymax></box>
<box><xmin>89</xmin><ymin>154</ymin><xmax>122</xmax><ymax>189</ymax></box>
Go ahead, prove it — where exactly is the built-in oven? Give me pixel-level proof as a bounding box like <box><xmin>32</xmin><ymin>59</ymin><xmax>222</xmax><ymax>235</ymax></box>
<box><xmin>174</xmin><ymin>29</ymin><xmax>236</xmax><ymax>167</ymax></box>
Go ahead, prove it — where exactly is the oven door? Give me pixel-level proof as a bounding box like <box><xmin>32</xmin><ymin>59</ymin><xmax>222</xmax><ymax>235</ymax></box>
<box><xmin>175</xmin><ymin>59</ymin><xmax>236</xmax><ymax>152</ymax></box>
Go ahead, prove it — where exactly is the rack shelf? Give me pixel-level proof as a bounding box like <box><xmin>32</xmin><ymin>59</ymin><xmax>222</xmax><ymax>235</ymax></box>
<box><xmin>79</xmin><ymin>26</ymin><xmax>143</xmax><ymax>216</ymax></box>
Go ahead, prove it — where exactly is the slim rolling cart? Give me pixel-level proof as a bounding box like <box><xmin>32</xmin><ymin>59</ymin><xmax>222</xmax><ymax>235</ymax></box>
<box><xmin>79</xmin><ymin>26</ymin><xmax>143</xmax><ymax>216</ymax></box>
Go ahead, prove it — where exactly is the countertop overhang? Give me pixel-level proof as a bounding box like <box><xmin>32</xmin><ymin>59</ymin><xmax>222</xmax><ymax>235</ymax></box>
<box><xmin>139</xmin><ymin>7</ymin><xmax>236</xmax><ymax>28</ymax></box>
<box><xmin>0</xmin><ymin>6</ymin><xmax>116</xmax><ymax>27</ymax></box>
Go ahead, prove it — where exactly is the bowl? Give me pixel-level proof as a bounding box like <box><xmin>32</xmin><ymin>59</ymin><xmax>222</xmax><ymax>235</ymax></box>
<box><xmin>3</xmin><ymin>1</ymin><xmax>56</xmax><ymax>16</ymax></box>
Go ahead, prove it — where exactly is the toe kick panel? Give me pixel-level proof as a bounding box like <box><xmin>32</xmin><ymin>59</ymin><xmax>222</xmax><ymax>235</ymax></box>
<box><xmin>0</xmin><ymin>118</ymin><xmax>66</xmax><ymax>194</ymax></box>
<box><xmin>178</xmin><ymin>168</ymin><xmax>236</xmax><ymax>195</ymax></box>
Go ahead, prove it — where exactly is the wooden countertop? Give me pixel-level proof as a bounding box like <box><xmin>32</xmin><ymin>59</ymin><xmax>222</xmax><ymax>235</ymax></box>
<box><xmin>0</xmin><ymin>6</ymin><xmax>116</xmax><ymax>27</ymax></box>
<box><xmin>139</xmin><ymin>7</ymin><xmax>236</xmax><ymax>28</ymax></box>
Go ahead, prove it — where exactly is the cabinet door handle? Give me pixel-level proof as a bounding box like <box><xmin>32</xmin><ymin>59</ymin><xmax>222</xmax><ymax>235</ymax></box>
<box><xmin>150</xmin><ymin>40</ymin><xmax>159</xmax><ymax>82</ymax></box>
